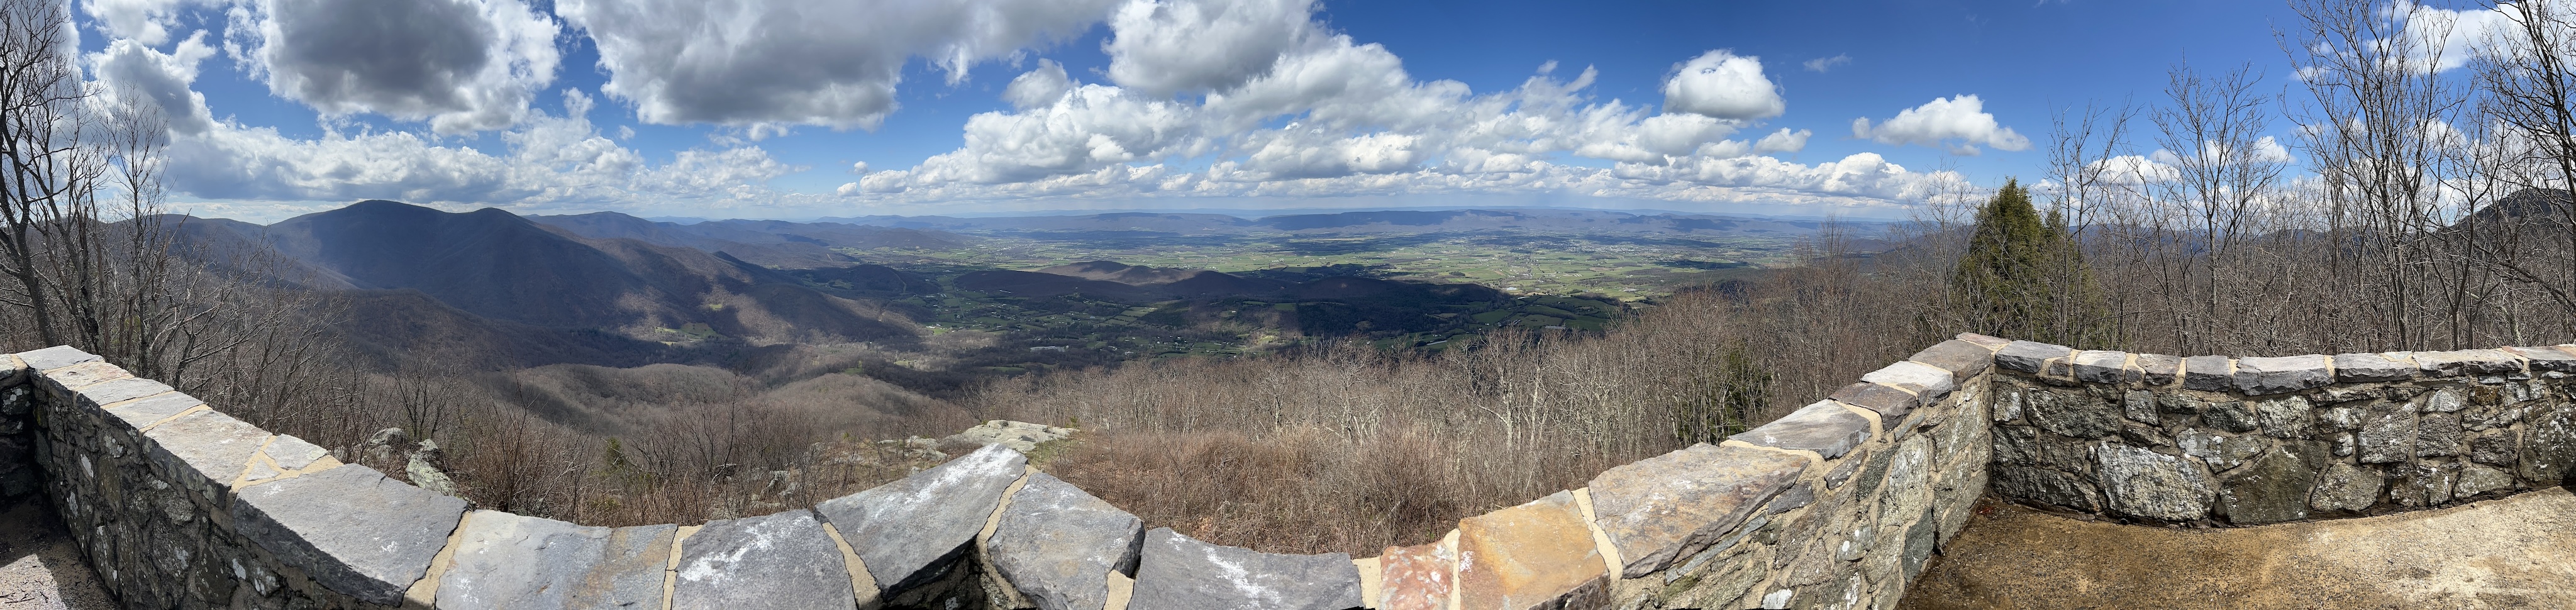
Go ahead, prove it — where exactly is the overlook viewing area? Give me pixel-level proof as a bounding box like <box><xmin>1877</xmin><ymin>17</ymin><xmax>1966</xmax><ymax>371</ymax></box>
<box><xmin>4</xmin><ymin>335</ymin><xmax>2576</xmax><ymax>609</ymax></box>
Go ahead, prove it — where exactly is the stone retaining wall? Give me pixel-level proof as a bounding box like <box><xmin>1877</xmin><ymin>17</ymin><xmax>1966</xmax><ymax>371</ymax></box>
<box><xmin>1983</xmin><ymin>340</ymin><xmax>2576</xmax><ymax>526</ymax></box>
<box><xmin>11</xmin><ymin>336</ymin><xmax>2569</xmax><ymax>610</ymax></box>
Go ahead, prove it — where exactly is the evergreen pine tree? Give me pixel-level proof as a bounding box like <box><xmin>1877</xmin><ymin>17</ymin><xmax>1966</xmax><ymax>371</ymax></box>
<box><xmin>1950</xmin><ymin>179</ymin><xmax>2109</xmax><ymax>345</ymax></box>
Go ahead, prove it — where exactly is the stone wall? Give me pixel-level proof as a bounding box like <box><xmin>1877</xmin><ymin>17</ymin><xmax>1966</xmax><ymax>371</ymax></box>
<box><xmin>13</xmin><ymin>335</ymin><xmax>2569</xmax><ymax>610</ymax></box>
<box><xmin>1984</xmin><ymin>340</ymin><xmax>2576</xmax><ymax>526</ymax></box>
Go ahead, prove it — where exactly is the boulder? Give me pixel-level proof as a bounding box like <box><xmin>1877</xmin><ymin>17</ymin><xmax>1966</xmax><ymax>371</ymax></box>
<box><xmin>2358</xmin><ymin>402</ymin><xmax>2418</xmax><ymax>464</ymax></box>
<box><xmin>2219</xmin><ymin>446</ymin><xmax>2315</xmax><ymax>524</ymax></box>
<box><xmin>1989</xmin><ymin>465</ymin><xmax>2099</xmax><ymax>513</ymax></box>
<box><xmin>2307</xmin><ymin>462</ymin><xmax>2382</xmax><ymax>513</ymax></box>
<box><xmin>2252</xmin><ymin>396</ymin><xmax>2313</xmax><ymax>439</ymax></box>
<box><xmin>2024</xmin><ymin>388</ymin><xmax>2120</xmax><ymax>439</ymax></box>
<box><xmin>944</xmin><ymin>420</ymin><xmax>1076</xmax><ymax>453</ymax></box>
<box><xmin>2093</xmin><ymin>443</ymin><xmax>2216</xmax><ymax>521</ymax></box>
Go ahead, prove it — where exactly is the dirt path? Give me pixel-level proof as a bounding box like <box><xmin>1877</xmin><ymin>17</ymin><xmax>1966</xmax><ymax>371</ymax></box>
<box><xmin>1899</xmin><ymin>487</ymin><xmax>2576</xmax><ymax>609</ymax></box>
<box><xmin>0</xmin><ymin>501</ymin><xmax>113</xmax><ymax>610</ymax></box>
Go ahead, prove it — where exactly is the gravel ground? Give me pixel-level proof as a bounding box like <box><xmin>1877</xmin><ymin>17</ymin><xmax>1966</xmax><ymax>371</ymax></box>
<box><xmin>0</xmin><ymin>501</ymin><xmax>113</xmax><ymax>610</ymax></box>
<box><xmin>1901</xmin><ymin>487</ymin><xmax>2576</xmax><ymax>609</ymax></box>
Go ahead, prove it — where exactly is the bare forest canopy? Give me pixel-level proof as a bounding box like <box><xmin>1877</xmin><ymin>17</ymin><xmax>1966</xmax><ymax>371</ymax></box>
<box><xmin>1</xmin><ymin>0</ymin><xmax>2575</xmax><ymax>558</ymax></box>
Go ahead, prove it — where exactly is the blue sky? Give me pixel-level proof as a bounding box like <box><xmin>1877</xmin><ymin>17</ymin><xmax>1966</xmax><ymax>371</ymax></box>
<box><xmin>76</xmin><ymin>0</ymin><xmax>2332</xmax><ymax>222</ymax></box>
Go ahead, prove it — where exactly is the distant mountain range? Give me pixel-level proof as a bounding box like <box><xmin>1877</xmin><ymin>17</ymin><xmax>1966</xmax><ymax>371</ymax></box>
<box><xmin>818</xmin><ymin>208</ymin><xmax>1878</xmax><ymax>237</ymax></box>
<box><xmin>175</xmin><ymin>201</ymin><xmax>918</xmax><ymax>367</ymax></box>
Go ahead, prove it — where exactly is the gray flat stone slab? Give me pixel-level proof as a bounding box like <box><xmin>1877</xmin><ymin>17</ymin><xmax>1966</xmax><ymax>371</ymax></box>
<box><xmin>2413</xmin><ymin>349</ymin><xmax>2523</xmax><ymax>377</ymax></box>
<box><xmin>2182</xmin><ymin>356</ymin><xmax>2235</xmax><ymax>391</ymax></box>
<box><xmin>435</xmin><ymin>513</ymin><xmax>671</xmax><ymax>610</ymax></box>
<box><xmin>2503</xmin><ymin>347</ymin><xmax>2576</xmax><ymax>372</ymax></box>
<box><xmin>989</xmin><ymin>472</ymin><xmax>1144</xmax><ymax>610</ymax></box>
<box><xmin>815</xmin><ymin>443</ymin><xmax>1026</xmax><ymax>593</ymax></box>
<box><xmin>1957</xmin><ymin>333</ymin><xmax>2011</xmax><ymax>348</ymax></box>
<box><xmin>105</xmin><ymin>392</ymin><xmax>203</xmax><ymax>430</ymax></box>
<box><xmin>1862</xmin><ymin>361</ymin><xmax>1955</xmax><ymax>398</ymax></box>
<box><xmin>41</xmin><ymin>361</ymin><xmax>130</xmax><ymax>392</ymax></box>
<box><xmin>1586</xmin><ymin>443</ymin><xmax>1808</xmax><ymax>578</ymax></box>
<box><xmin>75</xmin><ymin>377</ymin><xmax>170</xmax><ymax>408</ymax></box>
<box><xmin>1995</xmin><ymin>341</ymin><xmax>2072</xmax><ymax>374</ymax></box>
<box><xmin>263</xmin><ymin>434</ymin><xmax>330</xmax><ymax>470</ymax></box>
<box><xmin>1828</xmin><ymin>382</ymin><xmax>1918</xmax><ymax>420</ymax></box>
<box><xmin>2235</xmin><ymin>355</ymin><xmax>2332</xmax><ymax>396</ymax></box>
<box><xmin>143</xmin><ymin>409</ymin><xmax>270</xmax><ymax>485</ymax></box>
<box><xmin>2070</xmin><ymin>351</ymin><xmax>2133</xmax><ymax>384</ymax></box>
<box><xmin>1128</xmin><ymin>528</ymin><xmax>1361</xmax><ymax>610</ymax></box>
<box><xmin>672</xmin><ymin>511</ymin><xmax>853</xmax><ymax>610</ymax></box>
<box><xmin>16</xmin><ymin>346</ymin><xmax>99</xmax><ymax>371</ymax></box>
<box><xmin>1729</xmin><ymin>401</ymin><xmax>1872</xmax><ymax>459</ymax></box>
<box><xmin>2135</xmin><ymin>354</ymin><xmax>2182</xmax><ymax>385</ymax></box>
<box><xmin>1908</xmin><ymin>340</ymin><xmax>1994</xmax><ymax>380</ymax></box>
<box><xmin>233</xmin><ymin>465</ymin><xmax>468</xmax><ymax>605</ymax></box>
<box><xmin>2333</xmin><ymin>353</ymin><xmax>2416</xmax><ymax>382</ymax></box>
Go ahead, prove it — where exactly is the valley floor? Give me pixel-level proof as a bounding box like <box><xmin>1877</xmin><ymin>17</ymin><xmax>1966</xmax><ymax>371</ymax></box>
<box><xmin>1900</xmin><ymin>487</ymin><xmax>2576</xmax><ymax>609</ymax></box>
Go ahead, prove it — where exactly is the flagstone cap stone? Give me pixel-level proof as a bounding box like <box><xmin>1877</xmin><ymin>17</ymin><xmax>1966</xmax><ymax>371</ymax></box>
<box><xmin>231</xmin><ymin>465</ymin><xmax>468</xmax><ymax>605</ymax></box>
<box><xmin>2333</xmin><ymin>353</ymin><xmax>2416</xmax><ymax>382</ymax></box>
<box><xmin>1994</xmin><ymin>341</ymin><xmax>2072</xmax><ymax>374</ymax></box>
<box><xmin>1455</xmin><ymin>491</ymin><xmax>1607</xmax><ymax>610</ymax></box>
<box><xmin>988</xmin><ymin>472</ymin><xmax>1145</xmax><ymax>610</ymax></box>
<box><xmin>2070</xmin><ymin>351</ymin><xmax>2134</xmax><ymax>384</ymax></box>
<box><xmin>433</xmin><ymin>511</ymin><xmax>674</xmax><ymax>610</ymax></box>
<box><xmin>1829</xmin><ymin>382</ymin><xmax>1920</xmax><ymax>420</ymax></box>
<box><xmin>2235</xmin><ymin>355</ymin><xmax>2333</xmax><ymax>395</ymax></box>
<box><xmin>1729</xmin><ymin>400</ymin><xmax>1873</xmax><ymax>460</ymax></box>
<box><xmin>1908</xmin><ymin>339</ymin><xmax>1994</xmax><ymax>380</ymax></box>
<box><xmin>1126</xmin><ymin>528</ymin><xmax>1362</xmax><ymax>610</ymax></box>
<box><xmin>2135</xmin><ymin>353</ymin><xmax>2183</xmax><ymax>385</ymax></box>
<box><xmin>103</xmin><ymin>391</ymin><xmax>202</xmax><ymax>429</ymax></box>
<box><xmin>2182</xmin><ymin>355</ymin><xmax>2235</xmax><ymax>391</ymax></box>
<box><xmin>2502</xmin><ymin>346</ymin><xmax>2576</xmax><ymax>372</ymax></box>
<box><xmin>670</xmin><ymin>510</ymin><xmax>853</xmax><ymax>610</ymax></box>
<box><xmin>2412</xmin><ymin>349</ymin><xmax>2523</xmax><ymax>377</ymax></box>
<box><xmin>16</xmin><ymin>345</ymin><xmax>99</xmax><ymax>371</ymax></box>
<box><xmin>143</xmin><ymin>408</ymin><xmax>269</xmax><ymax>486</ymax></box>
<box><xmin>1585</xmin><ymin>443</ymin><xmax>1809</xmax><ymax>578</ymax></box>
<box><xmin>74</xmin><ymin>377</ymin><xmax>169</xmax><ymax>408</ymax></box>
<box><xmin>1376</xmin><ymin>539</ymin><xmax>1455</xmax><ymax>610</ymax></box>
<box><xmin>1863</xmin><ymin>361</ymin><xmax>1956</xmax><ymax>399</ymax></box>
<box><xmin>815</xmin><ymin>443</ymin><xmax>1028</xmax><ymax>593</ymax></box>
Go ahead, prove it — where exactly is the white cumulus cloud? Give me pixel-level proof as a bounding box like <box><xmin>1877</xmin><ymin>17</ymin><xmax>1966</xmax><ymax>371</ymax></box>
<box><xmin>1852</xmin><ymin>95</ymin><xmax>2029</xmax><ymax>155</ymax></box>
<box><xmin>1104</xmin><ymin>0</ymin><xmax>1321</xmax><ymax>97</ymax></box>
<box><xmin>233</xmin><ymin>0</ymin><xmax>561</xmax><ymax>134</ymax></box>
<box><xmin>556</xmin><ymin>0</ymin><xmax>1120</xmax><ymax>130</ymax></box>
<box><xmin>1662</xmin><ymin>50</ymin><xmax>1785</xmax><ymax>120</ymax></box>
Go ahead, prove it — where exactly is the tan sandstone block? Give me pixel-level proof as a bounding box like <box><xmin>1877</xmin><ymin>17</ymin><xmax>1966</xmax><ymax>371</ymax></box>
<box><xmin>1458</xmin><ymin>491</ymin><xmax>1607</xmax><ymax>610</ymax></box>
<box><xmin>1379</xmin><ymin>536</ymin><xmax>1457</xmax><ymax>610</ymax></box>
